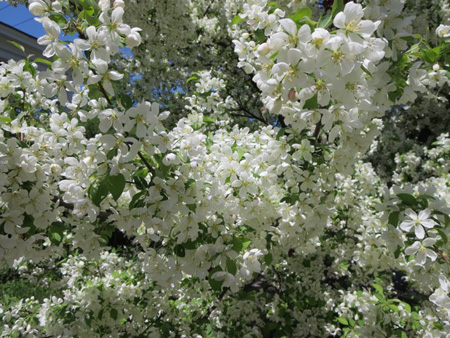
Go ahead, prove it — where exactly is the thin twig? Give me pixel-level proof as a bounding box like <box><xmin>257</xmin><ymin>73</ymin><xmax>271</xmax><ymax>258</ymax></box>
<box><xmin>312</xmin><ymin>121</ymin><xmax>322</xmax><ymax>141</ymax></box>
<box><xmin>434</xmin><ymin>245</ymin><xmax>450</xmax><ymax>264</ymax></box>
<box><xmin>203</xmin><ymin>0</ymin><xmax>216</xmax><ymax>17</ymax></box>
<box><xmin>197</xmin><ymin>287</ymin><xmax>228</xmax><ymax>322</ymax></box>
<box><xmin>98</xmin><ymin>83</ymin><xmax>113</xmax><ymax>105</ymax></box>
<box><xmin>138</xmin><ymin>151</ymin><xmax>156</xmax><ymax>177</ymax></box>
<box><xmin>227</xmin><ymin>92</ymin><xmax>268</xmax><ymax>125</ymax></box>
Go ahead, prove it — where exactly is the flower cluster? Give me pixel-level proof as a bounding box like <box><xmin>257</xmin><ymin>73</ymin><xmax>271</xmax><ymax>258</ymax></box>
<box><xmin>0</xmin><ymin>0</ymin><xmax>449</xmax><ymax>337</ymax></box>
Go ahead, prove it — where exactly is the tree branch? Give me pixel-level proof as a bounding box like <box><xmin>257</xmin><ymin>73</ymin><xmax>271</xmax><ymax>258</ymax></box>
<box><xmin>226</xmin><ymin>91</ymin><xmax>268</xmax><ymax>125</ymax></box>
<box><xmin>312</xmin><ymin>121</ymin><xmax>322</xmax><ymax>144</ymax></box>
<box><xmin>203</xmin><ymin>0</ymin><xmax>216</xmax><ymax>17</ymax></box>
<box><xmin>434</xmin><ymin>245</ymin><xmax>450</xmax><ymax>264</ymax></box>
<box><xmin>138</xmin><ymin>151</ymin><xmax>156</xmax><ymax>177</ymax></box>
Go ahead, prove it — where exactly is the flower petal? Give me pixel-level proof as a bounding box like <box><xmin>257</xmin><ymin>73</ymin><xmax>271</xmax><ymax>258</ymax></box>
<box><xmin>415</xmin><ymin>225</ymin><xmax>425</xmax><ymax>239</ymax></box>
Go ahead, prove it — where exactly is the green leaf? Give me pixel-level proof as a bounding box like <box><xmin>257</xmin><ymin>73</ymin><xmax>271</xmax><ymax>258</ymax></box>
<box><xmin>203</xmin><ymin>116</ymin><xmax>215</xmax><ymax>123</ymax></box>
<box><xmin>288</xmin><ymin>7</ymin><xmax>312</xmax><ymax>23</ymax></box>
<box><xmin>372</xmin><ymin>283</ymin><xmax>384</xmax><ymax>295</ymax></box>
<box><xmin>134</xmin><ymin>167</ymin><xmax>149</xmax><ymax>178</ymax></box>
<box><xmin>34</xmin><ymin>58</ymin><xmax>52</xmax><ymax>66</ymax></box>
<box><xmin>397</xmin><ymin>193</ymin><xmax>418</xmax><ymax>206</ymax></box>
<box><xmin>433</xmin><ymin>321</ymin><xmax>444</xmax><ymax>330</ymax></box>
<box><xmin>16</xmin><ymin>111</ymin><xmax>28</xmax><ymax>121</ymax></box>
<box><xmin>226</xmin><ymin>258</ymin><xmax>237</xmax><ymax>275</ymax></box>
<box><xmin>174</xmin><ymin>244</ymin><xmax>186</xmax><ymax>257</ymax></box>
<box><xmin>79</xmin><ymin>8</ymin><xmax>98</xmax><ymax>25</ymax></box>
<box><xmin>23</xmin><ymin>60</ymin><xmax>36</xmax><ymax>77</ymax></box>
<box><xmin>269</xmin><ymin>50</ymin><xmax>279</xmax><ymax>60</ymax></box>
<box><xmin>106</xmin><ymin>174</ymin><xmax>126</xmax><ymax>201</ymax></box>
<box><xmin>317</xmin><ymin>1</ymin><xmax>343</xmax><ymax>29</ymax></box>
<box><xmin>183</xmin><ymin>240</ymin><xmax>199</xmax><ymax>250</ymax></box>
<box><xmin>303</xmin><ymin>94</ymin><xmax>318</xmax><ymax>109</ymax></box>
<box><xmin>110</xmin><ymin>308</ymin><xmax>118</xmax><ymax>320</ymax></box>
<box><xmin>49</xmin><ymin>222</ymin><xmax>66</xmax><ymax>245</ymax></box>
<box><xmin>98</xmin><ymin>309</ymin><xmax>104</xmax><ymax>320</ymax></box>
<box><xmin>155</xmin><ymin>156</ymin><xmax>170</xmax><ymax>178</ymax></box>
<box><xmin>388</xmin><ymin>211</ymin><xmax>400</xmax><ymax>227</ymax></box>
<box><xmin>276</xmin><ymin>128</ymin><xmax>286</xmax><ymax>140</ymax></box>
<box><xmin>119</xmin><ymin>94</ymin><xmax>133</xmax><ymax>110</ymax></box>
<box><xmin>236</xmin><ymin>148</ymin><xmax>246</xmax><ymax>161</ymax></box>
<box><xmin>388</xmin><ymin>304</ymin><xmax>400</xmax><ymax>313</ymax></box>
<box><xmin>417</xmin><ymin>194</ymin><xmax>435</xmax><ymax>201</ymax></box>
<box><xmin>434</xmin><ymin>210</ymin><xmax>450</xmax><ymax>227</ymax></box>
<box><xmin>134</xmin><ymin>176</ymin><xmax>148</xmax><ymax>190</ymax></box>
<box><xmin>337</xmin><ymin>317</ymin><xmax>349</xmax><ymax>326</ymax></box>
<box><xmin>186</xmin><ymin>75</ymin><xmax>198</xmax><ymax>83</ymax></box>
<box><xmin>23</xmin><ymin>214</ymin><xmax>36</xmax><ymax>236</ymax></box>
<box><xmin>186</xmin><ymin>203</ymin><xmax>197</xmax><ymax>212</ymax></box>
<box><xmin>208</xmin><ymin>266</ymin><xmax>224</xmax><ymax>292</ymax></box>
<box><xmin>437</xmin><ymin>228</ymin><xmax>448</xmax><ymax>245</ymax></box>
<box><xmin>394</xmin><ymin>330</ymin><xmax>408</xmax><ymax>338</ymax></box>
<box><xmin>232</xmin><ymin>237</ymin><xmax>252</xmax><ymax>252</ymax></box>
<box><xmin>402</xmin><ymin>302</ymin><xmax>411</xmax><ymax>313</ymax></box>
<box><xmin>348</xmin><ymin>318</ymin><xmax>355</xmax><ymax>327</ymax></box>
<box><xmin>331</xmin><ymin>0</ymin><xmax>344</xmax><ymax>18</ymax></box>
<box><xmin>106</xmin><ymin>148</ymin><xmax>118</xmax><ymax>160</ymax></box>
<box><xmin>422</xmin><ymin>47</ymin><xmax>440</xmax><ymax>63</ymax></box>
<box><xmin>85</xmin><ymin>315</ymin><xmax>92</xmax><ymax>327</ymax></box>
<box><xmin>129</xmin><ymin>191</ymin><xmax>146</xmax><ymax>210</ymax></box>
<box><xmin>254</xmin><ymin>29</ymin><xmax>266</xmax><ymax>44</ymax></box>
<box><xmin>388</xmin><ymin>87</ymin><xmax>404</xmax><ymax>103</ymax></box>
<box><xmin>394</xmin><ymin>245</ymin><xmax>402</xmax><ymax>259</ymax></box>
<box><xmin>185</xmin><ymin>178</ymin><xmax>196</xmax><ymax>190</ymax></box>
<box><xmin>318</xmin><ymin>13</ymin><xmax>332</xmax><ymax>28</ymax></box>
<box><xmin>0</xmin><ymin>117</ymin><xmax>12</xmax><ymax>124</ymax></box>
<box><xmin>231</xmin><ymin>14</ymin><xmax>244</xmax><ymax>26</ymax></box>
<box><xmin>8</xmin><ymin>40</ymin><xmax>25</xmax><ymax>54</ymax></box>
<box><xmin>88</xmin><ymin>85</ymin><xmax>106</xmax><ymax>101</ymax></box>
<box><xmin>49</xmin><ymin>13</ymin><xmax>68</xmax><ymax>28</ymax></box>
<box><xmin>90</xmin><ymin>180</ymin><xmax>109</xmax><ymax>207</ymax></box>
<box><xmin>360</xmin><ymin>64</ymin><xmax>372</xmax><ymax>77</ymax></box>
<box><xmin>264</xmin><ymin>253</ymin><xmax>273</xmax><ymax>265</ymax></box>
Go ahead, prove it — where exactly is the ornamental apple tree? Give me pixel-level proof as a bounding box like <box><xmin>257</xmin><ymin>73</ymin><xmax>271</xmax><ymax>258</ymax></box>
<box><xmin>0</xmin><ymin>0</ymin><xmax>450</xmax><ymax>337</ymax></box>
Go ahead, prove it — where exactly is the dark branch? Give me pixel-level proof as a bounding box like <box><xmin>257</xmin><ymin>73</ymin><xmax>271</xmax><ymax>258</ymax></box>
<box><xmin>138</xmin><ymin>151</ymin><xmax>156</xmax><ymax>177</ymax></box>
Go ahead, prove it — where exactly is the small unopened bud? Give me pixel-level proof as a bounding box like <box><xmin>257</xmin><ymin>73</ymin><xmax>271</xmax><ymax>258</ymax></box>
<box><xmin>257</xmin><ymin>43</ymin><xmax>270</xmax><ymax>56</ymax></box>
<box><xmin>288</xmin><ymin>88</ymin><xmax>298</xmax><ymax>102</ymax></box>
<box><xmin>98</xmin><ymin>0</ymin><xmax>110</xmax><ymax>12</ymax></box>
<box><xmin>113</xmin><ymin>0</ymin><xmax>125</xmax><ymax>8</ymax></box>
<box><xmin>270</xmin><ymin>98</ymin><xmax>282</xmax><ymax>114</ymax></box>
<box><xmin>436</xmin><ymin>24</ymin><xmax>450</xmax><ymax>38</ymax></box>
<box><xmin>433</xmin><ymin>63</ymin><xmax>440</xmax><ymax>71</ymax></box>
<box><xmin>125</xmin><ymin>28</ymin><xmax>142</xmax><ymax>48</ymax></box>
<box><xmin>29</xmin><ymin>1</ymin><xmax>46</xmax><ymax>16</ymax></box>
<box><xmin>162</xmin><ymin>153</ymin><xmax>179</xmax><ymax>166</ymax></box>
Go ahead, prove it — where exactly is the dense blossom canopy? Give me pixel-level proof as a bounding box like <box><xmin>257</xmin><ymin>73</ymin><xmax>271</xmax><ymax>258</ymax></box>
<box><xmin>0</xmin><ymin>0</ymin><xmax>450</xmax><ymax>337</ymax></box>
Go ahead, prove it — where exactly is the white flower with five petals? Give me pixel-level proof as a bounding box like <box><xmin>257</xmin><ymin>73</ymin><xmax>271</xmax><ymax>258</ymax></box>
<box><xmin>400</xmin><ymin>208</ymin><xmax>436</xmax><ymax>239</ymax></box>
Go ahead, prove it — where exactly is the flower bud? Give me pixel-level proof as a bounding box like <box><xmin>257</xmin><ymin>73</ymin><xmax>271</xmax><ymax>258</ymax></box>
<box><xmin>113</xmin><ymin>0</ymin><xmax>125</xmax><ymax>8</ymax></box>
<box><xmin>436</xmin><ymin>24</ymin><xmax>450</xmax><ymax>38</ymax></box>
<box><xmin>162</xmin><ymin>153</ymin><xmax>179</xmax><ymax>166</ymax></box>
<box><xmin>288</xmin><ymin>88</ymin><xmax>297</xmax><ymax>102</ymax></box>
<box><xmin>29</xmin><ymin>1</ymin><xmax>46</xmax><ymax>16</ymax></box>
<box><xmin>257</xmin><ymin>43</ymin><xmax>270</xmax><ymax>56</ymax></box>
<box><xmin>98</xmin><ymin>0</ymin><xmax>110</xmax><ymax>12</ymax></box>
<box><xmin>125</xmin><ymin>28</ymin><xmax>142</xmax><ymax>48</ymax></box>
